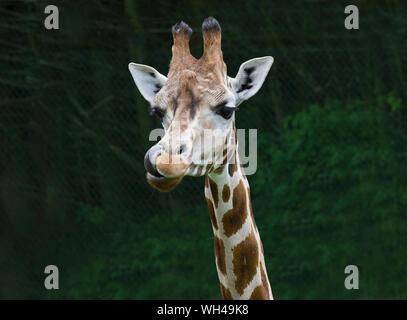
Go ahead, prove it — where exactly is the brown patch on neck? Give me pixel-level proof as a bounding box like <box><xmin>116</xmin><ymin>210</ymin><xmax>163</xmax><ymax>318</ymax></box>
<box><xmin>208</xmin><ymin>177</ymin><xmax>219</xmax><ymax>208</ymax></box>
<box><xmin>220</xmin><ymin>284</ymin><xmax>233</xmax><ymax>300</ymax></box>
<box><xmin>196</xmin><ymin>165</ymin><xmax>204</xmax><ymax>177</ymax></box>
<box><xmin>248</xmin><ymin>265</ymin><xmax>270</xmax><ymax>300</ymax></box>
<box><xmin>213</xmin><ymin>165</ymin><xmax>225</xmax><ymax>175</ymax></box>
<box><xmin>233</xmin><ymin>230</ymin><xmax>259</xmax><ymax>295</ymax></box>
<box><xmin>211</xmin><ymin>147</ymin><xmax>230</xmax><ymax>176</ymax></box>
<box><xmin>214</xmin><ymin>236</ymin><xmax>226</xmax><ymax>276</ymax></box>
<box><xmin>222</xmin><ymin>180</ymin><xmax>248</xmax><ymax>237</ymax></box>
<box><xmin>228</xmin><ymin>162</ymin><xmax>238</xmax><ymax>177</ymax></box>
<box><xmin>222</xmin><ymin>145</ymin><xmax>228</xmax><ymax>164</ymax></box>
<box><xmin>249</xmin><ymin>285</ymin><xmax>269</xmax><ymax>300</ymax></box>
<box><xmin>205</xmin><ymin>163</ymin><xmax>214</xmax><ymax>174</ymax></box>
<box><xmin>222</xmin><ymin>184</ymin><xmax>230</xmax><ymax>202</ymax></box>
<box><xmin>205</xmin><ymin>175</ymin><xmax>218</xmax><ymax>229</ymax></box>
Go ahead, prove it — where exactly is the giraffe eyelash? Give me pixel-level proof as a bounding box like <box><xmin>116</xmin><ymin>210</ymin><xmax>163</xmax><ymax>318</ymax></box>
<box><xmin>213</xmin><ymin>101</ymin><xmax>238</xmax><ymax>111</ymax></box>
<box><xmin>214</xmin><ymin>101</ymin><xmax>238</xmax><ymax>120</ymax></box>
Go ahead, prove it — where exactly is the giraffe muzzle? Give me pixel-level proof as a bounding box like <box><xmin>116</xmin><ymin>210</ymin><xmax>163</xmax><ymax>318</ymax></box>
<box><xmin>155</xmin><ymin>152</ymin><xmax>190</xmax><ymax>178</ymax></box>
<box><xmin>145</xmin><ymin>141</ymin><xmax>191</xmax><ymax>179</ymax></box>
<box><xmin>144</xmin><ymin>144</ymin><xmax>189</xmax><ymax>192</ymax></box>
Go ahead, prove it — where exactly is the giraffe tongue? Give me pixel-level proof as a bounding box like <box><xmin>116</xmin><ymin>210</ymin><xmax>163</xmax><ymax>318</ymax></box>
<box><xmin>144</xmin><ymin>150</ymin><xmax>164</xmax><ymax>178</ymax></box>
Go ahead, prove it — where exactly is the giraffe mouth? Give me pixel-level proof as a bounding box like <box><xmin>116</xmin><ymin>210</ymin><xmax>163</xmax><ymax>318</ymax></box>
<box><xmin>146</xmin><ymin>172</ymin><xmax>184</xmax><ymax>192</ymax></box>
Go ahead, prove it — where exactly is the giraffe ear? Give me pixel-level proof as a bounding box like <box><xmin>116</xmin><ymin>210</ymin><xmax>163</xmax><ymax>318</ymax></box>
<box><xmin>230</xmin><ymin>56</ymin><xmax>274</xmax><ymax>106</ymax></box>
<box><xmin>128</xmin><ymin>63</ymin><xmax>167</xmax><ymax>103</ymax></box>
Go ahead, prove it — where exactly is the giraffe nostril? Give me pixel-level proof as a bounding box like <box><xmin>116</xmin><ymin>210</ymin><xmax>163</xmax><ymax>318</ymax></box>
<box><xmin>177</xmin><ymin>144</ymin><xmax>186</xmax><ymax>155</ymax></box>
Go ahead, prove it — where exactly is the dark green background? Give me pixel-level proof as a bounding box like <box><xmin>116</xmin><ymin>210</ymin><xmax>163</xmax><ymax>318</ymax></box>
<box><xmin>1</xmin><ymin>0</ymin><xmax>406</xmax><ymax>299</ymax></box>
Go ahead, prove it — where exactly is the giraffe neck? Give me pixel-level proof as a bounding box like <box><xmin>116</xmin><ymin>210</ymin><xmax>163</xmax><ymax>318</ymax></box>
<box><xmin>204</xmin><ymin>155</ymin><xmax>273</xmax><ymax>300</ymax></box>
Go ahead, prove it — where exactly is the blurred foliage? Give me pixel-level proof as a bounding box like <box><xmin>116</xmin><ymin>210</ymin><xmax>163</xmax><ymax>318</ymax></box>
<box><xmin>253</xmin><ymin>96</ymin><xmax>407</xmax><ymax>299</ymax></box>
<box><xmin>49</xmin><ymin>205</ymin><xmax>218</xmax><ymax>299</ymax></box>
<box><xmin>1</xmin><ymin>0</ymin><xmax>407</xmax><ymax>299</ymax></box>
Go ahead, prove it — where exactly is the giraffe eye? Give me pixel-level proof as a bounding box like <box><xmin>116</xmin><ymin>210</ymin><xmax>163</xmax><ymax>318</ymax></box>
<box><xmin>150</xmin><ymin>107</ymin><xmax>165</xmax><ymax>121</ymax></box>
<box><xmin>215</xmin><ymin>103</ymin><xmax>236</xmax><ymax>120</ymax></box>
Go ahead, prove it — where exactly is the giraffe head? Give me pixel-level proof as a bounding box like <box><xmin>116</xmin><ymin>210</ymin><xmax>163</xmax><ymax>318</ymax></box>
<box><xmin>129</xmin><ymin>17</ymin><xmax>273</xmax><ymax>192</ymax></box>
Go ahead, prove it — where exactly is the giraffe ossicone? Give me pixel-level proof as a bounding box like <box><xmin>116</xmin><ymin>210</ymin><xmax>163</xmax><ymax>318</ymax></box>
<box><xmin>129</xmin><ymin>17</ymin><xmax>274</xmax><ymax>299</ymax></box>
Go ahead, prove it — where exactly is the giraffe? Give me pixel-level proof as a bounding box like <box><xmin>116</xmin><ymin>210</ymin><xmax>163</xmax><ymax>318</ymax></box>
<box><xmin>128</xmin><ymin>17</ymin><xmax>274</xmax><ymax>300</ymax></box>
